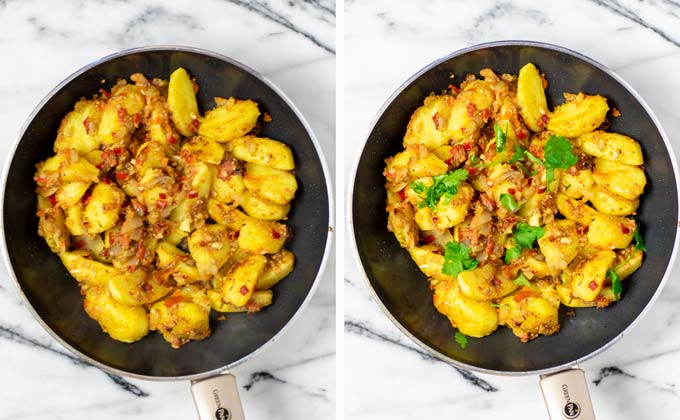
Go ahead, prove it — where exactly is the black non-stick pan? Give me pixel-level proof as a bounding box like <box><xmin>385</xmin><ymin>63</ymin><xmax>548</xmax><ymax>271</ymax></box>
<box><xmin>350</xmin><ymin>41</ymin><xmax>679</xmax><ymax>419</ymax></box>
<box><xmin>1</xmin><ymin>46</ymin><xmax>333</xmax><ymax>420</ymax></box>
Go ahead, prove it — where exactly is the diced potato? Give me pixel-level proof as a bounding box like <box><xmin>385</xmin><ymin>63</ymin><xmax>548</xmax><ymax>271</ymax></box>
<box><xmin>188</xmin><ymin>224</ymin><xmax>232</xmax><ymax>276</ymax></box>
<box><xmin>209</xmin><ymin>289</ymin><xmax>273</xmax><ymax>313</ymax></box>
<box><xmin>413</xmin><ymin>184</ymin><xmax>473</xmax><ymax>230</ymax></box>
<box><xmin>409</xmin><ymin>154</ymin><xmax>449</xmax><ymax>178</ymax></box>
<box><xmin>587</xmin><ymin>214</ymin><xmax>635</xmax><ymax>249</ymax></box>
<box><xmin>498</xmin><ymin>285</ymin><xmax>560</xmax><ymax>341</ymax></box>
<box><xmin>519</xmin><ymin>255</ymin><xmax>551</xmax><ymax>279</ymax></box>
<box><xmin>257</xmin><ymin>250</ymin><xmax>295</xmax><ymax>290</ymax></box>
<box><xmin>432</xmin><ymin>280</ymin><xmax>498</xmax><ymax>338</ymax></box>
<box><xmin>149</xmin><ymin>287</ymin><xmax>211</xmax><ymax>348</ymax></box>
<box><xmin>55</xmin><ymin>182</ymin><xmax>90</xmax><ymax>207</ymax></box>
<box><xmin>226</xmin><ymin>136</ymin><xmax>294</xmax><ymax>170</ymax></box>
<box><xmin>590</xmin><ymin>186</ymin><xmax>639</xmax><ymax>216</ymax></box>
<box><xmin>60</xmin><ymin>252</ymin><xmax>120</xmax><ymax>287</ymax></box>
<box><xmin>243</xmin><ymin>162</ymin><xmax>297</xmax><ymax>205</ymax></box>
<box><xmin>384</xmin><ymin>149</ymin><xmax>416</xmax><ymax>188</ymax></box>
<box><xmin>155</xmin><ymin>241</ymin><xmax>208</xmax><ymax>284</ymax></box>
<box><xmin>220</xmin><ymin>255</ymin><xmax>267</xmax><ymax>307</ymax></box>
<box><xmin>134</xmin><ymin>141</ymin><xmax>167</xmax><ymax>173</ymax></box>
<box><xmin>207</xmin><ymin>200</ymin><xmax>249</xmax><ymax>229</ymax></box>
<box><xmin>54</xmin><ymin>99</ymin><xmax>104</xmax><ymax>154</ymax></box>
<box><xmin>538</xmin><ymin>219</ymin><xmax>581</xmax><ymax>273</ymax></box>
<box><xmin>556</xmin><ymin>282</ymin><xmax>595</xmax><ymax>308</ymax></box>
<box><xmin>237</xmin><ymin>191</ymin><xmax>290</xmax><ymax>221</ymax></box>
<box><xmin>447</xmin><ymin>80</ymin><xmax>494</xmax><ymax>141</ymax></box>
<box><xmin>387</xmin><ymin>199</ymin><xmax>419</xmax><ymax>249</ymax></box>
<box><xmin>403</xmin><ymin>94</ymin><xmax>454</xmax><ymax>149</ymax></box>
<box><xmin>570</xmin><ymin>250</ymin><xmax>616</xmax><ymax>301</ymax></box>
<box><xmin>212</xmin><ymin>173</ymin><xmax>245</xmax><ymax>204</ymax></box>
<box><xmin>198</xmin><ymin>97</ymin><xmax>260</xmax><ymax>142</ymax></box>
<box><xmin>64</xmin><ymin>204</ymin><xmax>87</xmax><ymax>236</ymax></box>
<box><xmin>181</xmin><ymin>136</ymin><xmax>225</xmax><ymax>165</ymax></box>
<box><xmin>84</xmin><ymin>286</ymin><xmax>149</xmax><ymax>343</ymax></box>
<box><xmin>98</xmin><ymin>97</ymin><xmax>133</xmax><ymax>147</ymax></box>
<box><xmin>457</xmin><ymin>264</ymin><xmax>518</xmax><ymax>301</ymax></box>
<box><xmin>547</xmin><ymin>93</ymin><xmax>609</xmax><ymax>137</ymax></box>
<box><xmin>407</xmin><ymin>247</ymin><xmax>449</xmax><ymax>282</ymax></box>
<box><xmin>560</xmin><ymin>170</ymin><xmax>594</xmax><ymax>199</ymax></box>
<box><xmin>108</xmin><ymin>269</ymin><xmax>172</xmax><ymax>305</ymax></box>
<box><xmin>186</xmin><ymin>162</ymin><xmax>214</xmax><ymax>199</ymax></box>
<box><xmin>592</xmin><ymin>158</ymin><xmax>646</xmax><ymax>200</ymax></box>
<box><xmin>83</xmin><ymin>183</ymin><xmax>125</xmax><ymax>234</ymax></box>
<box><xmin>517</xmin><ymin>63</ymin><xmax>549</xmax><ymax>132</ymax></box>
<box><xmin>61</xmin><ymin>158</ymin><xmax>100</xmax><ymax>184</ymax></box>
<box><xmin>238</xmin><ymin>218</ymin><xmax>287</xmax><ymax>254</ymax></box>
<box><xmin>168</xmin><ymin>67</ymin><xmax>200</xmax><ymax>137</ymax></box>
<box><xmin>577</xmin><ymin>131</ymin><xmax>643</xmax><ymax>165</ymax></box>
<box><xmin>556</xmin><ymin>194</ymin><xmax>597</xmax><ymax>223</ymax></box>
<box><xmin>112</xmin><ymin>84</ymin><xmax>145</xmax><ymax>115</ymax></box>
<box><xmin>38</xmin><ymin>207</ymin><xmax>69</xmax><ymax>253</ymax></box>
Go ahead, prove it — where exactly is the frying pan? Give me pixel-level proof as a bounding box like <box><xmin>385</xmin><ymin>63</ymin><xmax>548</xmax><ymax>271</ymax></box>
<box><xmin>349</xmin><ymin>41</ymin><xmax>679</xmax><ymax>419</ymax></box>
<box><xmin>0</xmin><ymin>46</ymin><xmax>333</xmax><ymax>420</ymax></box>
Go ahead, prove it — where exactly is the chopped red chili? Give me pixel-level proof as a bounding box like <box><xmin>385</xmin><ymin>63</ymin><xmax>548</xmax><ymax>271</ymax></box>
<box><xmin>82</xmin><ymin>192</ymin><xmax>92</xmax><ymax>206</ymax></box>
<box><xmin>156</xmin><ymin>199</ymin><xmax>167</xmax><ymax>209</ymax></box>
<box><xmin>517</xmin><ymin>130</ymin><xmax>527</xmax><ymax>139</ymax></box>
<box><xmin>115</xmin><ymin>172</ymin><xmax>127</xmax><ymax>181</ymax></box>
<box><xmin>158</xmin><ymin>193</ymin><xmax>167</xmax><ymax>199</ymax></box>
<box><xmin>113</xmin><ymin>147</ymin><xmax>123</xmax><ymax>155</ymax></box>
<box><xmin>397</xmin><ymin>189</ymin><xmax>407</xmax><ymax>201</ymax></box>
<box><xmin>466</xmin><ymin>167</ymin><xmax>476</xmax><ymax>176</ymax></box>
<box><xmin>102</xmin><ymin>176</ymin><xmax>111</xmax><ymax>184</ymax></box>
<box><xmin>482</xmin><ymin>108</ymin><xmax>491</xmax><ymax>120</ymax></box>
<box><xmin>432</xmin><ymin>113</ymin><xmax>440</xmax><ymax>129</ymax></box>
<box><xmin>48</xmin><ymin>195</ymin><xmax>57</xmax><ymax>206</ymax></box>
<box><xmin>117</xmin><ymin>107</ymin><xmax>126</xmax><ymax>122</ymax></box>
<box><xmin>589</xmin><ymin>281</ymin><xmax>598</xmax><ymax>291</ymax></box>
<box><xmin>462</xmin><ymin>143</ymin><xmax>473</xmax><ymax>151</ymax></box>
<box><xmin>239</xmin><ymin>285</ymin><xmax>249</xmax><ymax>296</ymax></box>
<box><xmin>508</xmin><ymin>188</ymin><xmax>516</xmax><ymax>194</ymax></box>
<box><xmin>537</xmin><ymin>186</ymin><xmax>546</xmax><ymax>194</ymax></box>
<box><xmin>188</xmin><ymin>190</ymin><xmax>199</xmax><ymax>199</ymax></box>
<box><xmin>621</xmin><ymin>224</ymin><xmax>630</xmax><ymax>234</ymax></box>
<box><xmin>271</xmin><ymin>229</ymin><xmax>281</xmax><ymax>239</ymax></box>
<box><xmin>423</xmin><ymin>235</ymin><xmax>436</xmax><ymax>244</ymax></box>
<box><xmin>467</xmin><ymin>103</ymin><xmax>476</xmax><ymax>117</ymax></box>
<box><xmin>168</xmin><ymin>134</ymin><xmax>177</xmax><ymax>145</ymax></box>
<box><xmin>96</xmin><ymin>162</ymin><xmax>104</xmax><ymax>170</ymax></box>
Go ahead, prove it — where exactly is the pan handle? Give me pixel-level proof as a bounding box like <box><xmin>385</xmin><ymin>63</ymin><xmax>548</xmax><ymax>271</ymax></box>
<box><xmin>191</xmin><ymin>373</ymin><xmax>246</xmax><ymax>420</ymax></box>
<box><xmin>539</xmin><ymin>367</ymin><xmax>596</xmax><ymax>420</ymax></box>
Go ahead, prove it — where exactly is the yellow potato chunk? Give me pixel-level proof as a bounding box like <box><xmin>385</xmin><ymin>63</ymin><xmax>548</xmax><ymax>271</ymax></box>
<box><xmin>209</xmin><ymin>289</ymin><xmax>273</xmax><ymax>312</ymax></box>
<box><xmin>212</xmin><ymin>172</ymin><xmax>245</xmax><ymax>204</ymax></box>
<box><xmin>84</xmin><ymin>286</ymin><xmax>149</xmax><ymax>343</ymax></box>
<box><xmin>55</xmin><ymin>182</ymin><xmax>90</xmax><ymax>207</ymax></box>
<box><xmin>387</xmin><ymin>198</ymin><xmax>419</xmax><ymax>249</ymax></box>
<box><xmin>83</xmin><ymin>183</ymin><xmax>125</xmax><ymax>234</ymax></box>
<box><xmin>413</xmin><ymin>184</ymin><xmax>473</xmax><ymax>230</ymax></box>
<box><xmin>498</xmin><ymin>285</ymin><xmax>560</xmax><ymax>341</ymax></box>
<box><xmin>134</xmin><ymin>141</ymin><xmax>168</xmax><ymax>173</ymax></box>
<box><xmin>587</xmin><ymin>214</ymin><xmax>635</xmax><ymax>249</ymax></box>
<box><xmin>64</xmin><ymin>204</ymin><xmax>87</xmax><ymax>236</ymax></box>
<box><xmin>537</xmin><ymin>220</ymin><xmax>581</xmax><ymax>273</ymax></box>
<box><xmin>238</xmin><ymin>218</ymin><xmax>287</xmax><ymax>254</ymax></box>
<box><xmin>54</xmin><ymin>99</ymin><xmax>104</xmax><ymax>154</ymax></box>
<box><xmin>407</xmin><ymin>247</ymin><xmax>450</xmax><ymax>283</ymax></box>
<box><xmin>257</xmin><ymin>249</ymin><xmax>295</xmax><ymax>290</ymax></box>
<box><xmin>517</xmin><ymin>63</ymin><xmax>549</xmax><ymax>132</ymax></box>
<box><xmin>60</xmin><ymin>252</ymin><xmax>120</xmax><ymax>287</ymax></box>
<box><xmin>181</xmin><ymin>136</ymin><xmax>225</xmax><ymax>165</ymax></box>
<box><xmin>577</xmin><ymin>131</ymin><xmax>643</xmax><ymax>165</ymax></box>
<box><xmin>447</xmin><ymin>80</ymin><xmax>494</xmax><ymax>141</ymax></box>
<box><xmin>155</xmin><ymin>241</ymin><xmax>208</xmax><ymax>284</ymax></box>
<box><xmin>168</xmin><ymin>67</ymin><xmax>200</xmax><ymax>137</ymax></box>
<box><xmin>457</xmin><ymin>263</ymin><xmax>518</xmax><ymax>301</ymax></box>
<box><xmin>220</xmin><ymin>255</ymin><xmax>267</xmax><ymax>307</ymax></box>
<box><xmin>547</xmin><ymin>93</ymin><xmax>609</xmax><ymax>137</ymax></box>
<box><xmin>243</xmin><ymin>162</ymin><xmax>297</xmax><ymax>205</ymax></box>
<box><xmin>237</xmin><ymin>191</ymin><xmax>290</xmax><ymax>221</ymax></box>
<box><xmin>570</xmin><ymin>250</ymin><xmax>616</xmax><ymax>301</ymax></box>
<box><xmin>207</xmin><ymin>200</ymin><xmax>249</xmax><ymax>229</ymax></box>
<box><xmin>227</xmin><ymin>136</ymin><xmax>294</xmax><ymax>170</ymax></box>
<box><xmin>187</xmin><ymin>224</ymin><xmax>232</xmax><ymax>276</ymax></box>
<box><xmin>590</xmin><ymin>186</ymin><xmax>639</xmax><ymax>216</ymax></box>
<box><xmin>432</xmin><ymin>280</ymin><xmax>498</xmax><ymax>338</ymax></box>
<box><xmin>592</xmin><ymin>157</ymin><xmax>646</xmax><ymax>200</ymax></box>
<box><xmin>403</xmin><ymin>94</ymin><xmax>454</xmax><ymax>149</ymax></box>
<box><xmin>108</xmin><ymin>269</ymin><xmax>172</xmax><ymax>305</ymax></box>
<box><xmin>409</xmin><ymin>154</ymin><xmax>449</xmax><ymax>178</ymax></box>
<box><xmin>560</xmin><ymin>170</ymin><xmax>593</xmax><ymax>199</ymax></box>
<box><xmin>614</xmin><ymin>249</ymin><xmax>644</xmax><ymax>280</ymax></box>
<box><xmin>149</xmin><ymin>287</ymin><xmax>211</xmax><ymax>348</ymax></box>
<box><xmin>61</xmin><ymin>158</ymin><xmax>99</xmax><ymax>184</ymax></box>
<box><xmin>198</xmin><ymin>97</ymin><xmax>260</xmax><ymax>142</ymax></box>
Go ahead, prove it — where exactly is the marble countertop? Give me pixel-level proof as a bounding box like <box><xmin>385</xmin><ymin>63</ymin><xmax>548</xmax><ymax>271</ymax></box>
<box><xmin>344</xmin><ymin>1</ymin><xmax>680</xmax><ymax>419</ymax></box>
<box><xmin>0</xmin><ymin>1</ymin><xmax>335</xmax><ymax>419</ymax></box>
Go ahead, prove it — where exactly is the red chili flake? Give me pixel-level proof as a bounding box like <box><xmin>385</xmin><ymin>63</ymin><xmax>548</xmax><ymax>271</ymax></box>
<box><xmin>462</xmin><ymin>143</ymin><xmax>473</xmax><ymax>151</ymax></box>
<box><xmin>156</xmin><ymin>199</ymin><xmax>167</xmax><ymax>209</ymax></box>
<box><xmin>82</xmin><ymin>192</ymin><xmax>92</xmax><ymax>206</ymax></box>
<box><xmin>467</xmin><ymin>103</ymin><xmax>476</xmax><ymax>117</ymax></box>
<box><xmin>445</xmin><ymin>157</ymin><xmax>454</xmax><ymax>166</ymax></box>
<box><xmin>36</xmin><ymin>175</ymin><xmax>46</xmax><ymax>184</ymax></box>
<box><xmin>508</xmin><ymin>188</ymin><xmax>516</xmax><ymax>194</ymax></box>
<box><xmin>432</xmin><ymin>113</ymin><xmax>440</xmax><ymax>129</ymax></box>
<box><xmin>96</xmin><ymin>162</ymin><xmax>104</xmax><ymax>170</ymax></box>
<box><xmin>228</xmin><ymin>230</ymin><xmax>240</xmax><ymax>240</ymax></box>
<box><xmin>167</xmin><ymin>134</ymin><xmax>177</xmax><ymax>145</ymax></box>
<box><xmin>115</xmin><ymin>172</ymin><xmax>127</xmax><ymax>181</ymax></box>
<box><xmin>491</xmin><ymin>277</ymin><xmax>501</xmax><ymax>287</ymax></box>
<box><xmin>517</xmin><ymin>130</ymin><xmax>527</xmax><ymax>139</ymax></box>
<box><xmin>466</xmin><ymin>167</ymin><xmax>476</xmax><ymax>176</ymax></box>
<box><xmin>190</xmin><ymin>118</ymin><xmax>200</xmax><ymax>132</ymax></box>
<box><xmin>164</xmin><ymin>295</ymin><xmax>185</xmax><ymax>307</ymax></box>
<box><xmin>423</xmin><ymin>235</ymin><xmax>436</xmax><ymax>244</ymax></box>
<box><xmin>82</xmin><ymin>117</ymin><xmax>92</xmax><ymax>134</ymax></box>
<box><xmin>48</xmin><ymin>195</ymin><xmax>57</xmax><ymax>206</ymax></box>
<box><xmin>240</xmin><ymin>285</ymin><xmax>250</xmax><ymax>296</ymax></box>
<box><xmin>102</xmin><ymin>176</ymin><xmax>111</xmax><ymax>184</ymax></box>
<box><xmin>589</xmin><ymin>281</ymin><xmax>598</xmax><ymax>291</ymax></box>
<box><xmin>621</xmin><ymin>224</ymin><xmax>630</xmax><ymax>234</ymax></box>
<box><xmin>541</xmin><ymin>113</ymin><xmax>550</xmax><ymax>124</ymax></box>
<box><xmin>117</xmin><ymin>107</ymin><xmax>126</xmax><ymax>122</ymax></box>
<box><xmin>98</xmin><ymin>88</ymin><xmax>111</xmax><ymax>98</ymax></box>
<box><xmin>113</xmin><ymin>147</ymin><xmax>123</xmax><ymax>155</ymax></box>
<box><xmin>73</xmin><ymin>239</ymin><xmax>86</xmax><ymax>249</ymax></box>
<box><xmin>385</xmin><ymin>170</ymin><xmax>396</xmax><ymax>179</ymax></box>
<box><xmin>271</xmin><ymin>229</ymin><xmax>281</xmax><ymax>239</ymax></box>
<box><xmin>513</xmin><ymin>290</ymin><xmax>534</xmax><ymax>302</ymax></box>
<box><xmin>133</xmin><ymin>113</ymin><xmax>142</xmax><ymax>125</ymax></box>
<box><xmin>397</xmin><ymin>189</ymin><xmax>407</xmax><ymax>201</ymax></box>
<box><xmin>188</xmin><ymin>190</ymin><xmax>199</xmax><ymax>199</ymax></box>
<box><xmin>482</xmin><ymin>108</ymin><xmax>491</xmax><ymax>120</ymax></box>
<box><xmin>158</xmin><ymin>193</ymin><xmax>167</xmax><ymax>199</ymax></box>
<box><xmin>537</xmin><ymin>186</ymin><xmax>546</xmax><ymax>194</ymax></box>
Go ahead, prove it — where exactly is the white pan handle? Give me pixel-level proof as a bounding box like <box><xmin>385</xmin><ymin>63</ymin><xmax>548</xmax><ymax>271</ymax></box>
<box><xmin>539</xmin><ymin>367</ymin><xmax>596</xmax><ymax>420</ymax></box>
<box><xmin>191</xmin><ymin>373</ymin><xmax>246</xmax><ymax>420</ymax></box>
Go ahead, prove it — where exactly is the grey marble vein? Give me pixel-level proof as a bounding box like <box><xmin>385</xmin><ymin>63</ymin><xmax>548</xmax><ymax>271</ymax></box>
<box><xmin>243</xmin><ymin>370</ymin><xmax>330</xmax><ymax>401</ymax></box>
<box><xmin>593</xmin><ymin>366</ymin><xmax>678</xmax><ymax>396</ymax></box>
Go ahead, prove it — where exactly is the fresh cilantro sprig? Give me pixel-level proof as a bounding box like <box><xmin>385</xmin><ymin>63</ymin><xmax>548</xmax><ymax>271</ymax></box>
<box><xmin>608</xmin><ymin>269</ymin><xmax>622</xmax><ymax>301</ymax></box>
<box><xmin>543</xmin><ymin>135</ymin><xmax>578</xmax><ymax>184</ymax></box>
<box><xmin>504</xmin><ymin>223</ymin><xmax>546</xmax><ymax>264</ymax></box>
<box><xmin>410</xmin><ymin>169</ymin><xmax>469</xmax><ymax>211</ymax></box>
<box><xmin>500</xmin><ymin>193</ymin><xmax>519</xmax><ymax>212</ymax></box>
<box><xmin>454</xmin><ymin>331</ymin><xmax>468</xmax><ymax>349</ymax></box>
<box><xmin>633</xmin><ymin>223</ymin><xmax>646</xmax><ymax>252</ymax></box>
<box><xmin>494</xmin><ymin>123</ymin><xmax>508</xmax><ymax>152</ymax></box>
<box><xmin>513</xmin><ymin>272</ymin><xmax>531</xmax><ymax>287</ymax></box>
<box><xmin>442</xmin><ymin>241</ymin><xmax>479</xmax><ymax>278</ymax></box>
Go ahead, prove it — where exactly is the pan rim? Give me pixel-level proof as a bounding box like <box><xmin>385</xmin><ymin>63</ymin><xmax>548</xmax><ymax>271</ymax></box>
<box><xmin>0</xmin><ymin>44</ymin><xmax>335</xmax><ymax>381</ymax></box>
<box><xmin>347</xmin><ymin>39</ymin><xmax>680</xmax><ymax>376</ymax></box>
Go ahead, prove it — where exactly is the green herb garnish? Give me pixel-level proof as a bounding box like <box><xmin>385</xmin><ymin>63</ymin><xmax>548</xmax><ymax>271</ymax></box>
<box><xmin>513</xmin><ymin>272</ymin><xmax>531</xmax><ymax>287</ymax></box>
<box><xmin>410</xmin><ymin>169</ymin><xmax>469</xmax><ymax>210</ymax></box>
<box><xmin>513</xmin><ymin>222</ymin><xmax>545</xmax><ymax>249</ymax></box>
<box><xmin>508</xmin><ymin>146</ymin><xmax>527</xmax><ymax>164</ymax></box>
<box><xmin>454</xmin><ymin>331</ymin><xmax>468</xmax><ymax>349</ymax></box>
<box><xmin>494</xmin><ymin>123</ymin><xmax>508</xmax><ymax>152</ymax></box>
<box><xmin>442</xmin><ymin>241</ymin><xmax>480</xmax><ymax>278</ymax></box>
<box><xmin>504</xmin><ymin>245</ymin><xmax>522</xmax><ymax>264</ymax></box>
<box><xmin>524</xmin><ymin>150</ymin><xmax>544</xmax><ymax>166</ymax></box>
<box><xmin>470</xmin><ymin>153</ymin><xmax>479</xmax><ymax>165</ymax></box>
<box><xmin>544</xmin><ymin>135</ymin><xmax>579</xmax><ymax>185</ymax></box>
<box><xmin>633</xmin><ymin>223</ymin><xmax>646</xmax><ymax>252</ymax></box>
<box><xmin>608</xmin><ymin>269</ymin><xmax>622</xmax><ymax>301</ymax></box>
<box><xmin>500</xmin><ymin>193</ymin><xmax>519</xmax><ymax>212</ymax></box>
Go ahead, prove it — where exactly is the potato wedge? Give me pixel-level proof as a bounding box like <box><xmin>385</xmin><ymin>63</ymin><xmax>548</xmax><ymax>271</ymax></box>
<box><xmin>84</xmin><ymin>286</ymin><xmax>149</xmax><ymax>343</ymax></box>
<box><xmin>547</xmin><ymin>93</ymin><xmax>609</xmax><ymax>137</ymax></box>
<box><xmin>198</xmin><ymin>97</ymin><xmax>260</xmax><ymax>142</ymax></box>
<box><xmin>168</xmin><ymin>67</ymin><xmax>200</xmax><ymax>136</ymax></box>
<box><xmin>243</xmin><ymin>162</ymin><xmax>297</xmax><ymax>205</ymax></box>
<box><xmin>577</xmin><ymin>131</ymin><xmax>643</xmax><ymax>165</ymax></box>
<box><xmin>517</xmin><ymin>63</ymin><xmax>549</xmax><ymax>132</ymax></box>
<box><xmin>592</xmin><ymin>157</ymin><xmax>646</xmax><ymax>200</ymax></box>
<box><xmin>226</xmin><ymin>136</ymin><xmax>294</xmax><ymax>170</ymax></box>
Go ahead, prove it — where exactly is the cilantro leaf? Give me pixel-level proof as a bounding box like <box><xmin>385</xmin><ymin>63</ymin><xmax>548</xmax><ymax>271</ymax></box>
<box><xmin>500</xmin><ymin>193</ymin><xmax>519</xmax><ymax>212</ymax></box>
<box><xmin>454</xmin><ymin>331</ymin><xmax>468</xmax><ymax>349</ymax></box>
<box><xmin>524</xmin><ymin>150</ymin><xmax>544</xmax><ymax>166</ymax></box>
<box><xmin>545</xmin><ymin>167</ymin><xmax>556</xmax><ymax>186</ymax></box>
<box><xmin>513</xmin><ymin>272</ymin><xmax>531</xmax><ymax>287</ymax></box>
<box><xmin>494</xmin><ymin>123</ymin><xmax>508</xmax><ymax>152</ymax></box>
<box><xmin>470</xmin><ymin>153</ymin><xmax>479</xmax><ymax>165</ymax></box>
<box><xmin>504</xmin><ymin>245</ymin><xmax>522</xmax><ymax>264</ymax></box>
<box><xmin>544</xmin><ymin>135</ymin><xmax>578</xmax><ymax>169</ymax></box>
<box><xmin>634</xmin><ymin>223</ymin><xmax>646</xmax><ymax>252</ymax></box>
<box><xmin>442</xmin><ymin>241</ymin><xmax>479</xmax><ymax>278</ymax></box>
<box><xmin>412</xmin><ymin>169</ymin><xmax>469</xmax><ymax>210</ymax></box>
<box><xmin>608</xmin><ymin>269</ymin><xmax>622</xmax><ymax>301</ymax></box>
<box><xmin>513</xmin><ymin>223</ymin><xmax>545</xmax><ymax>250</ymax></box>
<box><xmin>508</xmin><ymin>146</ymin><xmax>527</xmax><ymax>164</ymax></box>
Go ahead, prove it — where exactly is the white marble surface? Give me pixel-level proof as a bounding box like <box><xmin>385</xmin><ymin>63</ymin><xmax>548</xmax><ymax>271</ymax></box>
<box><xmin>0</xmin><ymin>1</ymin><xmax>335</xmax><ymax>419</ymax></box>
<box><xmin>345</xmin><ymin>1</ymin><xmax>680</xmax><ymax>419</ymax></box>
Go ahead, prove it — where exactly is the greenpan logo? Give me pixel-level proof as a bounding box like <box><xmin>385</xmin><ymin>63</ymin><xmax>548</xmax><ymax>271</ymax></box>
<box><xmin>563</xmin><ymin>401</ymin><xmax>580</xmax><ymax>418</ymax></box>
<box><xmin>215</xmin><ymin>407</ymin><xmax>231</xmax><ymax>420</ymax></box>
